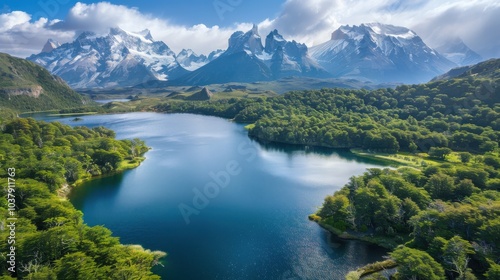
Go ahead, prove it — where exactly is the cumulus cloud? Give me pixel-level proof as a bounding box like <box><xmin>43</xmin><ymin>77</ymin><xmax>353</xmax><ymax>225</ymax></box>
<box><xmin>0</xmin><ymin>11</ymin><xmax>73</xmax><ymax>58</ymax></box>
<box><xmin>53</xmin><ymin>2</ymin><xmax>253</xmax><ymax>55</ymax></box>
<box><xmin>0</xmin><ymin>2</ymin><xmax>251</xmax><ymax>58</ymax></box>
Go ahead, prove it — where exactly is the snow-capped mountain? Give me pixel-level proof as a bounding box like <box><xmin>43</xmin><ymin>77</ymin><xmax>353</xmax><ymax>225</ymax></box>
<box><xmin>176</xmin><ymin>49</ymin><xmax>225</xmax><ymax>71</ymax></box>
<box><xmin>265</xmin><ymin>29</ymin><xmax>327</xmax><ymax>78</ymax></box>
<box><xmin>309</xmin><ymin>23</ymin><xmax>456</xmax><ymax>83</ymax></box>
<box><xmin>435</xmin><ymin>37</ymin><xmax>483</xmax><ymax>66</ymax></box>
<box><xmin>28</xmin><ymin>28</ymin><xmax>188</xmax><ymax>88</ymax></box>
<box><xmin>173</xmin><ymin>25</ymin><xmax>328</xmax><ymax>85</ymax></box>
<box><xmin>207</xmin><ymin>49</ymin><xmax>224</xmax><ymax>61</ymax></box>
<box><xmin>177</xmin><ymin>49</ymin><xmax>208</xmax><ymax>71</ymax></box>
<box><xmin>41</xmin><ymin>39</ymin><xmax>61</xmax><ymax>53</ymax></box>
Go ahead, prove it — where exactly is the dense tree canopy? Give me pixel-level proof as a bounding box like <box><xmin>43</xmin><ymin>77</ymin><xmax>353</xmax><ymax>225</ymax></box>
<box><xmin>0</xmin><ymin>118</ymin><xmax>162</xmax><ymax>279</ymax></box>
<box><xmin>154</xmin><ymin>77</ymin><xmax>499</xmax><ymax>155</ymax></box>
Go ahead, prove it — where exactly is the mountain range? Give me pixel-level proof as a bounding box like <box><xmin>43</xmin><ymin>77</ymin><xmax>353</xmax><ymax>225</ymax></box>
<box><xmin>27</xmin><ymin>23</ymin><xmax>485</xmax><ymax>88</ymax></box>
<box><xmin>168</xmin><ymin>25</ymin><xmax>329</xmax><ymax>86</ymax></box>
<box><xmin>28</xmin><ymin>28</ymin><xmax>188</xmax><ymax>88</ymax></box>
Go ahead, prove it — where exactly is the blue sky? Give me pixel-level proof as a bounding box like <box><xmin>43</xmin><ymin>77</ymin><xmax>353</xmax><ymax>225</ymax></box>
<box><xmin>1</xmin><ymin>1</ymin><xmax>499</xmax><ymax>58</ymax></box>
<box><xmin>1</xmin><ymin>0</ymin><xmax>283</xmax><ymax>27</ymax></box>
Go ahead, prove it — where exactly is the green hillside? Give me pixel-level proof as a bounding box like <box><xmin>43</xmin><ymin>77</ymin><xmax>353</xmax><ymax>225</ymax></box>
<box><xmin>433</xmin><ymin>58</ymin><xmax>500</xmax><ymax>81</ymax></box>
<box><xmin>0</xmin><ymin>53</ymin><xmax>90</xmax><ymax>112</ymax></box>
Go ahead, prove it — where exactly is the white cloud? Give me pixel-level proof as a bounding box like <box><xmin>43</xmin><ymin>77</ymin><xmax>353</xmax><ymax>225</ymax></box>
<box><xmin>0</xmin><ymin>11</ymin><xmax>31</xmax><ymax>31</ymax></box>
<box><xmin>0</xmin><ymin>2</ymin><xmax>251</xmax><ymax>58</ymax></box>
<box><xmin>0</xmin><ymin>11</ymin><xmax>74</xmax><ymax>58</ymax></box>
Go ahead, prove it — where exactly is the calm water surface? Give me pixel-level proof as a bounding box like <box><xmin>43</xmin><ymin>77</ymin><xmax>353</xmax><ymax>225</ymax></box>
<box><xmin>38</xmin><ymin>112</ymin><xmax>389</xmax><ymax>280</ymax></box>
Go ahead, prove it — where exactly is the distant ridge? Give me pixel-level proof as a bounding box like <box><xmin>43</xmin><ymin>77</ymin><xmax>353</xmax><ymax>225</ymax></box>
<box><xmin>432</xmin><ymin>58</ymin><xmax>500</xmax><ymax>81</ymax></box>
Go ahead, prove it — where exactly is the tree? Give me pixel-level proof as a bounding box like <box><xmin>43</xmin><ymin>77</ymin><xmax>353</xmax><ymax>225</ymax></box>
<box><xmin>428</xmin><ymin>147</ymin><xmax>452</xmax><ymax>160</ymax></box>
<box><xmin>455</xmin><ymin>179</ymin><xmax>478</xmax><ymax>199</ymax></box>
<box><xmin>425</xmin><ymin>173</ymin><xmax>455</xmax><ymax>200</ymax></box>
<box><xmin>319</xmin><ymin>194</ymin><xmax>350</xmax><ymax>221</ymax></box>
<box><xmin>442</xmin><ymin>236</ymin><xmax>474</xmax><ymax>279</ymax></box>
<box><xmin>91</xmin><ymin>150</ymin><xmax>123</xmax><ymax>171</ymax></box>
<box><xmin>479</xmin><ymin>141</ymin><xmax>498</xmax><ymax>153</ymax></box>
<box><xmin>55</xmin><ymin>252</ymin><xmax>99</xmax><ymax>280</ymax></box>
<box><xmin>483</xmin><ymin>155</ymin><xmax>500</xmax><ymax>169</ymax></box>
<box><xmin>485</xmin><ymin>264</ymin><xmax>500</xmax><ymax>280</ymax></box>
<box><xmin>391</xmin><ymin>246</ymin><xmax>445</xmax><ymax>280</ymax></box>
<box><xmin>64</xmin><ymin>158</ymin><xmax>83</xmax><ymax>183</ymax></box>
<box><xmin>459</xmin><ymin>152</ymin><xmax>472</xmax><ymax>163</ymax></box>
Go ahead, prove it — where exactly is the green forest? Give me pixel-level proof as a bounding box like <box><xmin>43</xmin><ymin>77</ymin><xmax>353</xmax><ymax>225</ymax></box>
<box><xmin>155</xmin><ymin>77</ymin><xmax>499</xmax><ymax>155</ymax></box>
<box><xmin>151</xmin><ymin>74</ymin><xmax>500</xmax><ymax>279</ymax></box>
<box><xmin>0</xmin><ymin>118</ymin><xmax>164</xmax><ymax>279</ymax></box>
<box><xmin>1</xmin><ymin>57</ymin><xmax>499</xmax><ymax>279</ymax></box>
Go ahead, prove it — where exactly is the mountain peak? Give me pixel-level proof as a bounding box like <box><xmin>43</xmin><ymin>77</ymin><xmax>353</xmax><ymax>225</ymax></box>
<box><xmin>435</xmin><ymin>37</ymin><xmax>483</xmax><ymax>66</ymax></box>
<box><xmin>139</xmin><ymin>29</ymin><xmax>154</xmax><ymax>41</ymax></box>
<box><xmin>41</xmin><ymin>39</ymin><xmax>61</xmax><ymax>53</ymax></box>
<box><xmin>177</xmin><ymin>49</ymin><xmax>210</xmax><ymax>71</ymax></box>
<box><xmin>109</xmin><ymin>27</ymin><xmax>154</xmax><ymax>43</ymax></box>
<box><xmin>226</xmin><ymin>25</ymin><xmax>263</xmax><ymax>56</ymax></box>
<box><xmin>336</xmin><ymin>23</ymin><xmax>417</xmax><ymax>41</ymax></box>
<box><xmin>77</xmin><ymin>31</ymin><xmax>97</xmax><ymax>40</ymax></box>
<box><xmin>251</xmin><ymin>24</ymin><xmax>259</xmax><ymax>35</ymax></box>
<box><xmin>265</xmin><ymin>29</ymin><xmax>286</xmax><ymax>53</ymax></box>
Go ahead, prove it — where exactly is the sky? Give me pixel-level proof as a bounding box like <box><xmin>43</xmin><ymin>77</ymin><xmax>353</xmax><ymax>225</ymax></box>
<box><xmin>1</xmin><ymin>0</ymin><xmax>499</xmax><ymax>59</ymax></box>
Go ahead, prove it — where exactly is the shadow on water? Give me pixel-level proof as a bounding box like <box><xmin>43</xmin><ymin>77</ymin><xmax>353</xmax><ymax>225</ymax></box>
<box><xmin>252</xmin><ymin>138</ymin><xmax>389</xmax><ymax>166</ymax></box>
<box><xmin>69</xmin><ymin>172</ymin><xmax>126</xmax><ymax>210</ymax></box>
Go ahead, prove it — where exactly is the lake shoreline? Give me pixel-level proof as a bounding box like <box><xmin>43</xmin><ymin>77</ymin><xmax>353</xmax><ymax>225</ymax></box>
<box><xmin>42</xmin><ymin>112</ymin><xmax>390</xmax><ymax>279</ymax></box>
<box><xmin>58</xmin><ymin>156</ymin><xmax>147</xmax><ymax>199</ymax></box>
<box><xmin>308</xmin><ymin>214</ymin><xmax>402</xmax><ymax>250</ymax></box>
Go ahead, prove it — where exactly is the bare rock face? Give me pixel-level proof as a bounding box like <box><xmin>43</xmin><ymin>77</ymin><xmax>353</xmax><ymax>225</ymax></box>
<box><xmin>0</xmin><ymin>85</ymin><xmax>43</xmax><ymax>98</ymax></box>
<box><xmin>41</xmin><ymin>39</ymin><xmax>61</xmax><ymax>53</ymax></box>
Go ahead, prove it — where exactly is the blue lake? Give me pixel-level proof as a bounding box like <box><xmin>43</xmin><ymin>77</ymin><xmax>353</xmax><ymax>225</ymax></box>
<box><xmin>38</xmin><ymin>112</ymin><xmax>389</xmax><ymax>279</ymax></box>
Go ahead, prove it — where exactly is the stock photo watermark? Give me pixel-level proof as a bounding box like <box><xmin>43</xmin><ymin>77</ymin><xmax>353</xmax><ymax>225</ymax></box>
<box><xmin>213</xmin><ymin>0</ymin><xmax>243</xmax><ymax>20</ymax></box>
<box><xmin>178</xmin><ymin>140</ymin><xmax>257</xmax><ymax>224</ymax></box>
<box><xmin>5</xmin><ymin>168</ymin><xmax>17</xmax><ymax>274</ymax></box>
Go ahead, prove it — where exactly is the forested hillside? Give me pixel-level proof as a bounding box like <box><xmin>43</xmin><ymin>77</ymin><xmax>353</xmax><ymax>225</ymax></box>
<box><xmin>0</xmin><ymin>53</ymin><xmax>90</xmax><ymax>112</ymax></box>
<box><xmin>433</xmin><ymin>58</ymin><xmax>500</xmax><ymax>81</ymax></box>
<box><xmin>155</xmin><ymin>76</ymin><xmax>499</xmax><ymax>155</ymax></box>
<box><xmin>0</xmin><ymin>118</ymin><xmax>164</xmax><ymax>279</ymax></box>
